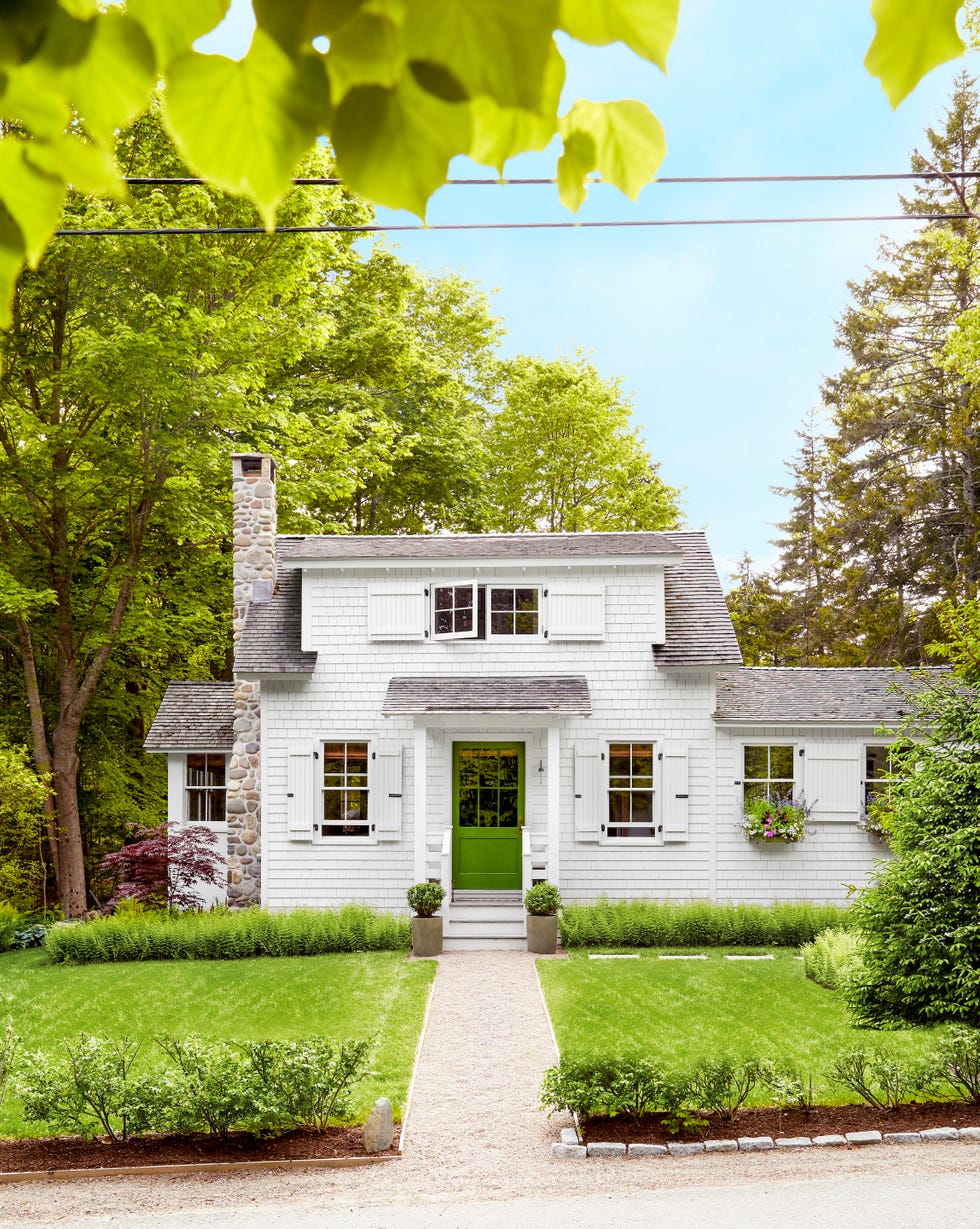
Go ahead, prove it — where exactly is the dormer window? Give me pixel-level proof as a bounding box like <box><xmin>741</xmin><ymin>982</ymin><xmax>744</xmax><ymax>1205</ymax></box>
<box><xmin>431</xmin><ymin>583</ymin><xmax>542</xmax><ymax>641</ymax></box>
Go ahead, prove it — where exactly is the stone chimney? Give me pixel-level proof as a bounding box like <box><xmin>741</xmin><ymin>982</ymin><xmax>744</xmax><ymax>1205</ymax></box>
<box><xmin>228</xmin><ymin>453</ymin><xmax>276</xmax><ymax>908</ymax></box>
<box><xmin>232</xmin><ymin>453</ymin><xmax>277</xmax><ymax>646</ymax></box>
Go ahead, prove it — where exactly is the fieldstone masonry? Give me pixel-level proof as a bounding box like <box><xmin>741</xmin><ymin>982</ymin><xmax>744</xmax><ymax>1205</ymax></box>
<box><xmin>227</xmin><ymin>453</ymin><xmax>277</xmax><ymax>907</ymax></box>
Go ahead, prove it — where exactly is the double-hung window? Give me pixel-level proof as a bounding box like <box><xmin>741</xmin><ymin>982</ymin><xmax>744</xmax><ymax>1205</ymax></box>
<box><xmin>607</xmin><ymin>742</ymin><xmax>656</xmax><ymax>838</ymax></box>
<box><xmin>321</xmin><ymin>741</ymin><xmax>370</xmax><ymax>837</ymax></box>
<box><xmin>186</xmin><ymin>754</ymin><xmax>226</xmax><ymax>824</ymax></box>
<box><xmin>743</xmin><ymin>744</ymin><xmax>795</xmax><ymax>805</ymax></box>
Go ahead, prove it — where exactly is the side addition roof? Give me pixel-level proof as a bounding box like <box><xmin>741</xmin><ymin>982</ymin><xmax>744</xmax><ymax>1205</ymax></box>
<box><xmin>381</xmin><ymin>676</ymin><xmax>592</xmax><ymax>716</ymax></box>
<box><xmin>279</xmin><ymin>530</ymin><xmax>681</xmax><ymax>564</ymax></box>
<box><xmin>652</xmin><ymin>531</ymin><xmax>743</xmax><ymax>668</ymax></box>
<box><xmin>713</xmin><ymin>667</ymin><xmax>944</xmax><ymax>724</ymax></box>
<box><xmin>144</xmin><ymin>681</ymin><xmax>235</xmax><ymax>752</ymax></box>
<box><xmin>235</xmin><ymin>569</ymin><xmax>317</xmax><ymax>675</ymax></box>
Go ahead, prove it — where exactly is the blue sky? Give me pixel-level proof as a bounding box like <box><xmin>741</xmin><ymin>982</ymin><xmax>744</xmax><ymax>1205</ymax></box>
<box><xmin>202</xmin><ymin>2</ymin><xmax>974</xmax><ymax>581</ymax></box>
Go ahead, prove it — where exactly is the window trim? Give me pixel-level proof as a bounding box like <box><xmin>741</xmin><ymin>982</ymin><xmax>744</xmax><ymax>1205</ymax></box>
<box><xmin>602</xmin><ymin>737</ymin><xmax>662</xmax><ymax>845</ymax></box>
<box><xmin>740</xmin><ymin>741</ymin><xmax>798</xmax><ymax>809</ymax></box>
<box><xmin>485</xmin><ymin>584</ymin><xmax>543</xmax><ymax>642</ymax></box>
<box><xmin>184</xmin><ymin>752</ymin><xmax>228</xmax><ymax>827</ymax></box>
<box><xmin>429</xmin><ymin>580</ymin><xmax>544</xmax><ymax>642</ymax></box>
<box><xmin>318</xmin><ymin>738</ymin><xmax>373</xmax><ymax>843</ymax></box>
<box><xmin>430</xmin><ymin>582</ymin><xmax>479</xmax><ymax>641</ymax></box>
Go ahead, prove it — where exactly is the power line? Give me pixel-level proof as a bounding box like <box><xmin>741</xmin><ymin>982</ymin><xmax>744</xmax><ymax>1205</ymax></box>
<box><xmin>121</xmin><ymin>172</ymin><xmax>980</xmax><ymax>187</ymax></box>
<box><xmin>54</xmin><ymin>214</ymin><xmax>978</xmax><ymax>237</ymax></box>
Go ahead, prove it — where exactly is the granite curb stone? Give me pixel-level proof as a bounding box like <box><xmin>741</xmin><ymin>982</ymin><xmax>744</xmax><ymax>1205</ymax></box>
<box><xmin>775</xmin><ymin>1136</ymin><xmax>812</xmax><ymax>1149</ymax></box>
<box><xmin>845</xmin><ymin>1131</ymin><xmax>883</xmax><ymax>1146</ymax></box>
<box><xmin>921</xmin><ymin>1127</ymin><xmax>959</xmax><ymax>1142</ymax></box>
<box><xmin>884</xmin><ymin>1133</ymin><xmax>922</xmax><ymax>1145</ymax></box>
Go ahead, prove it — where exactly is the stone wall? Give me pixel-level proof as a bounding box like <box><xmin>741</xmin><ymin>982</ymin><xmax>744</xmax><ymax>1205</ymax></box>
<box><xmin>228</xmin><ymin>454</ymin><xmax>277</xmax><ymax>907</ymax></box>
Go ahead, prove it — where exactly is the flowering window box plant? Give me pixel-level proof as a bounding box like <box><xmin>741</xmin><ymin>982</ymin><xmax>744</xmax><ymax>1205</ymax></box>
<box><xmin>740</xmin><ymin>792</ymin><xmax>812</xmax><ymax>843</ymax></box>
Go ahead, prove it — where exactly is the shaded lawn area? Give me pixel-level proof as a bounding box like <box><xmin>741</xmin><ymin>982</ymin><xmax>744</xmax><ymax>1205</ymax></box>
<box><xmin>0</xmin><ymin>949</ymin><xmax>435</xmax><ymax>1137</ymax></box>
<box><xmin>537</xmin><ymin>949</ymin><xmax>939</xmax><ymax>1105</ymax></box>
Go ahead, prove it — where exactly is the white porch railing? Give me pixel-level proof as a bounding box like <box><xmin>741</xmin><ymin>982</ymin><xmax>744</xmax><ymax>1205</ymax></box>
<box><xmin>522</xmin><ymin>826</ymin><xmax>532</xmax><ymax>897</ymax></box>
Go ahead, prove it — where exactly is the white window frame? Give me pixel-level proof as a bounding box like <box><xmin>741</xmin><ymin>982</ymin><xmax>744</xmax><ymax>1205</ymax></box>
<box><xmin>184</xmin><ymin>752</ymin><xmax>228</xmax><ymax>826</ymax></box>
<box><xmin>863</xmin><ymin>743</ymin><xmax>895</xmax><ymax>815</ymax></box>
<box><xmin>603</xmin><ymin>738</ymin><xmax>662</xmax><ymax>844</ymax></box>
<box><xmin>430</xmin><ymin>582</ymin><xmax>479</xmax><ymax>641</ymax></box>
<box><xmin>485</xmin><ymin>584</ymin><xmax>543</xmax><ymax>642</ymax></box>
<box><xmin>740</xmin><ymin>742</ymin><xmax>799</xmax><ymax>808</ymax></box>
<box><xmin>317</xmin><ymin>738</ymin><xmax>373</xmax><ymax>843</ymax></box>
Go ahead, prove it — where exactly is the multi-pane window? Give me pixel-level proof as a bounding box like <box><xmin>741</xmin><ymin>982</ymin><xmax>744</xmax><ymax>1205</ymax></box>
<box><xmin>322</xmin><ymin>741</ymin><xmax>369</xmax><ymax>837</ymax></box>
<box><xmin>433</xmin><ymin>585</ymin><xmax>476</xmax><ymax>637</ymax></box>
<box><xmin>607</xmin><ymin>742</ymin><xmax>656</xmax><ymax>838</ymax></box>
<box><xmin>743</xmin><ymin>744</ymin><xmax>795</xmax><ymax>805</ymax></box>
<box><xmin>488</xmin><ymin>587</ymin><xmax>539</xmax><ymax>637</ymax></box>
<box><xmin>457</xmin><ymin>746</ymin><xmax>520</xmax><ymax>828</ymax></box>
<box><xmin>186</xmin><ymin>754</ymin><xmax>226</xmax><ymax>824</ymax></box>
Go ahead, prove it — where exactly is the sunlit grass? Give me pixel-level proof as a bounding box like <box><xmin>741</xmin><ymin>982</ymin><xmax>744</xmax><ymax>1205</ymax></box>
<box><xmin>537</xmin><ymin>949</ymin><xmax>939</xmax><ymax>1105</ymax></box>
<box><xmin>0</xmin><ymin>949</ymin><xmax>435</xmax><ymax>1136</ymax></box>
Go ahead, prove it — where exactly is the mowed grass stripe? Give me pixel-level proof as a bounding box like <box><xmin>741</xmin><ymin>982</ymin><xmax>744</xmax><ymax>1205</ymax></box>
<box><xmin>537</xmin><ymin>949</ymin><xmax>938</xmax><ymax>1105</ymax></box>
<box><xmin>0</xmin><ymin>950</ymin><xmax>435</xmax><ymax>1136</ymax></box>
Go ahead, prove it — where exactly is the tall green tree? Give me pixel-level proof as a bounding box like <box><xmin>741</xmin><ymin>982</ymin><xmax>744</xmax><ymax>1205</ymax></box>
<box><xmin>482</xmin><ymin>353</ymin><xmax>681</xmax><ymax>533</ymax></box>
<box><xmin>0</xmin><ymin>109</ymin><xmax>370</xmax><ymax>916</ymax></box>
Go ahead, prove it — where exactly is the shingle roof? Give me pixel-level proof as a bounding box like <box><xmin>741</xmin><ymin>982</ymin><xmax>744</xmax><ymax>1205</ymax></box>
<box><xmin>381</xmin><ymin>676</ymin><xmax>592</xmax><ymax>715</ymax></box>
<box><xmin>144</xmin><ymin>682</ymin><xmax>236</xmax><ymax>752</ymax></box>
<box><xmin>713</xmin><ymin>667</ymin><xmax>946</xmax><ymax>723</ymax></box>
<box><xmin>652</xmin><ymin>531</ymin><xmax>743</xmax><ymax>668</ymax></box>
<box><xmin>279</xmin><ymin>531</ymin><xmax>680</xmax><ymax>562</ymax></box>
<box><xmin>235</xmin><ymin>570</ymin><xmax>317</xmax><ymax>674</ymax></box>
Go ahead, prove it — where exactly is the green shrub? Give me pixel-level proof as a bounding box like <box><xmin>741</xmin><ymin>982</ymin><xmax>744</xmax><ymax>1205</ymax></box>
<box><xmin>540</xmin><ymin>1054</ymin><xmax>679</xmax><ymax>1119</ymax></box>
<box><xmin>157</xmin><ymin>1036</ymin><xmax>271</xmax><ymax>1137</ymax></box>
<box><xmin>406</xmin><ymin>883</ymin><xmax>445</xmax><ymax>918</ymax></box>
<box><xmin>0</xmin><ymin>1020</ymin><xmax>16</xmax><ymax>1110</ymax></box>
<box><xmin>11</xmin><ymin>923</ymin><xmax>47</xmax><ymax>949</ymax></box>
<box><xmin>44</xmin><ymin>905</ymin><xmax>411</xmax><ymax>964</ymax></box>
<box><xmin>240</xmin><ymin>1037</ymin><xmax>372</xmax><ymax>1131</ymax></box>
<box><xmin>801</xmin><ymin>927</ymin><xmax>865</xmax><ymax>991</ymax></box>
<box><xmin>524</xmin><ymin>882</ymin><xmax>561</xmax><ymax>916</ymax></box>
<box><xmin>0</xmin><ymin>903</ymin><xmax>20</xmax><ymax>952</ymax></box>
<box><xmin>688</xmin><ymin>1055</ymin><xmax>765</xmax><ymax>1121</ymax></box>
<box><xmin>937</xmin><ymin>1026</ymin><xmax>980</xmax><ymax>1102</ymax></box>
<box><xmin>14</xmin><ymin>1036</ymin><xmax>160</xmax><ymax>1141</ymax></box>
<box><xmin>558</xmin><ymin>899</ymin><xmax>853</xmax><ymax>949</ymax></box>
<box><xmin>830</xmin><ymin>1048</ymin><xmax>939</xmax><ymax>1111</ymax></box>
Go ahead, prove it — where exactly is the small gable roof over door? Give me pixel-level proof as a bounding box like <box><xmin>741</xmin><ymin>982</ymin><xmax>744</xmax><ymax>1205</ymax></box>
<box><xmin>381</xmin><ymin>676</ymin><xmax>592</xmax><ymax>715</ymax></box>
<box><xmin>144</xmin><ymin>681</ymin><xmax>235</xmax><ymax>752</ymax></box>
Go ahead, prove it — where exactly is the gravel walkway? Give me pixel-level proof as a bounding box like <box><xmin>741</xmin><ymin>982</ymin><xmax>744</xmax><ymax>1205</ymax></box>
<box><xmin>2</xmin><ymin>951</ymin><xmax>979</xmax><ymax>1226</ymax></box>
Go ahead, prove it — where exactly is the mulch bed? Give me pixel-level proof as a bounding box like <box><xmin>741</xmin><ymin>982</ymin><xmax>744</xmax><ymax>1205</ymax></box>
<box><xmin>581</xmin><ymin>1101</ymin><xmax>980</xmax><ymax>1145</ymax></box>
<box><xmin>0</xmin><ymin>1126</ymin><xmax>400</xmax><ymax>1175</ymax></box>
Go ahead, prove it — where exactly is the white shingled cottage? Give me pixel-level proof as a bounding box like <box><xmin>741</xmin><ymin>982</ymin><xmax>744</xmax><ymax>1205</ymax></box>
<box><xmin>145</xmin><ymin>454</ymin><xmax>921</xmax><ymax>944</ymax></box>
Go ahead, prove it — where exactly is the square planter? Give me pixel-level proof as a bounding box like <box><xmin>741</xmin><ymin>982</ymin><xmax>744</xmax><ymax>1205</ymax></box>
<box><xmin>526</xmin><ymin>913</ymin><xmax>559</xmax><ymax>954</ymax></box>
<box><xmin>411</xmin><ymin>915</ymin><xmax>443</xmax><ymax>957</ymax></box>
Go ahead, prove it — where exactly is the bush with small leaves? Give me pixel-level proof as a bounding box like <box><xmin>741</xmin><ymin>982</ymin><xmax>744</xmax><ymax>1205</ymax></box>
<box><xmin>239</xmin><ymin>1038</ymin><xmax>373</xmax><ymax>1131</ymax></box>
<box><xmin>14</xmin><ymin>1036</ymin><xmax>160</xmax><ymax>1141</ymax></box>
<box><xmin>759</xmin><ymin>1061</ymin><xmax>816</xmax><ymax>1114</ymax></box>
<box><xmin>937</xmin><ymin>1026</ymin><xmax>980</xmax><ymax>1102</ymax></box>
<box><xmin>0</xmin><ymin>1020</ymin><xmax>16</xmax><ymax>1110</ymax></box>
<box><xmin>0</xmin><ymin>903</ymin><xmax>20</xmax><ymax>952</ymax></box>
<box><xmin>688</xmin><ymin>1055</ymin><xmax>765</xmax><ymax>1122</ymax></box>
<box><xmin>801</xmin><ymin>928</ymin><xmax>865</xmax><ymax>992</ymax></box>
<box><xmin>156</xmin><ymin>1036</ymin><xmax>271</xmax><ymax>1137</ymax></box>
<box><xmin>540</xmin><ymin>1054</ymin><xmax>678</xmax><ymax>1120</ymax></box>
<box><xmin>831</xmin><ymin>1048</ymin><xmax>939</xmax><ymax>1111</ymax></box>
<box><xmin>406</xmin><ymin>883</ymin><xmax>445</xmax><ymax>918</ymax></box>
<box><xmin>524</xmin><ymin>882</ymin><xmax>562</xmax><ymax>916</ymax></box>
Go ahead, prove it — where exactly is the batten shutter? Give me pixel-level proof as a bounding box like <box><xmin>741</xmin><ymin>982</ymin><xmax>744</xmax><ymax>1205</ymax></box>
<box><xmin>367</xmin><ymin>586</ymin><xmax>426</xmax><ymax>640</ymax></box>
<box><xmin>574</xmin><ymin>741</ymin><xmax>603</xmax><ymax>841</ymax></box>
<box><xmin>371</xmin><ymin>741</ymin><xmax>403</xmax><ymax>840</ymax></box>
<box><xmin>661</xmin><ymin>741</ymin><xmax>689</xmax><ymax>842</ymax></box>
<box><xmin>548</xmin><ymin>584</ymin><xmax>605</xmax><ymax>640</ymax></box>
<box><xmin>803</xmin><ymin>742</ymin><xmax>862</xmax><ymax>823</ymax></box>
<box><xmin>287</xmin><ymin>744</ymin><xmax>317</xmax><ymax>841</ymax></box>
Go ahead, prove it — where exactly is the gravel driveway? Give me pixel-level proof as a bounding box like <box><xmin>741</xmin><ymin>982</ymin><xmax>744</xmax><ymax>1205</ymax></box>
<box><xmin>1</xmin><ymin>951</ymin><xmax>979</xmax><ymax>1226</ymax></box>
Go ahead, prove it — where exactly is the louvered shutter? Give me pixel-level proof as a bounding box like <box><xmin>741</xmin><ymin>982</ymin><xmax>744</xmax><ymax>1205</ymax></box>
<box><xmin>548</xmin><ymin>584</ymin><xmax>606</xmax><ymax>640</ymax></box>
<box><xmin>367</xmin><ymin>586</ymin><xmax>426</xmax><ymax>640</ymax></box>
<box><xmin>804</xmin><ymin>742</ymin><xmax>862</xmax><ymax>823</ymax></box>
<box><xmin>371</xmin><ymin>741</ymin><xmax>403</xmax><ymax>840</ymax></box>
<box><xmin>661</xmin><ymin>741</ymin><xmax>689</xmax><ymax>842</ymax></box>
<box><xmin>286</xmin><ymin>744</ymin><xmax>317</xmax><ymax>840</ymax></box>
<box><xmin>574</xmin><ymin>741</ymin><xmax>603</xmax><ymax>841</ymax></box>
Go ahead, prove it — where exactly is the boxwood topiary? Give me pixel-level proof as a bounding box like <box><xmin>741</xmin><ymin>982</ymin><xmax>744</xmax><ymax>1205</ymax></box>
<box><xmin>524</xmin><ymin>882</ymin><xmax>562</xmax><ymax>916</ymax></box>
<box><xmin>406</xmin><ymin>882</ymin><xmax>445</xmax><ymax>918</ymax></box>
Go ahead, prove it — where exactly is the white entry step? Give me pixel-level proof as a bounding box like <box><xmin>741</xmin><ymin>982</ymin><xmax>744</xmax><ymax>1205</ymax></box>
<box><xmin>443</xmin><ymin>897</ymin><xmax>527</xmax><ymax>951</ymax></box>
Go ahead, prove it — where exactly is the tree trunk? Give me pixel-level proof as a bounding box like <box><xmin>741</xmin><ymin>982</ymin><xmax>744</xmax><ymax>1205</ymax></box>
<box><xmin>51</xmin><ymin>720</ymin><xmax>87</xmax><ymax>916</ymax></box>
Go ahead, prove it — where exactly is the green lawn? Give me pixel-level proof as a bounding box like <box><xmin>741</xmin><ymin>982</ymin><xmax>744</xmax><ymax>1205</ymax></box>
<box><xmin>537</xmin><ymin>949</ymin><xmax>939</xmax><ymax>1105</ymax></box>
<box><xmin>0</xmin><ymin>949</ymin><xmax>435</xmax><ymax>1137</ymax></box>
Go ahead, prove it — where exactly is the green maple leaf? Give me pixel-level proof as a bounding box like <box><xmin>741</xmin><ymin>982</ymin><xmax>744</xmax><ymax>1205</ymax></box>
<box><xmin>865</xmin><ymin>0</ymin><xmax>965</xmax><ymax>108</ymax></box>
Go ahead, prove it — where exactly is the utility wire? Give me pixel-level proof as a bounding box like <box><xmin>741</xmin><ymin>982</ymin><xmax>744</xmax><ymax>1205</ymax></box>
<box><xmin>121</xmin><ymin>172</ymin><xmax>980</xmax><ymax>187</ymax></box>
<box><xmin>54</xmin><ymin>214</ymin><xmax>977</xmax><ymax>237</ymax></box>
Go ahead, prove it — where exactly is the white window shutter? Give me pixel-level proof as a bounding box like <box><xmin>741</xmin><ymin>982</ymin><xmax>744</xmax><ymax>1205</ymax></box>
<box><xmin>661</xmin><ymin>741</ymin><xmax>689</xmax><ymax>842</ymax></box>
<box><xmin>371</xmin><ymin>740</ymin><xmax>403</xmax><ymax>840</ymax></box>
<box><xmin>286</xmin><ymin>744</ymin><xmax>317</xmax><ymax>841</ymax></box>
<box><xmin>548</xmin><ymin>584</ymin><xmax>605</xmax><ymax>640</ymax></box>
<box><xmin>803</xmin><ymin>742</ymin><xmax>862</xmax><ymax>823</ymax></box>
<box><xmin>574</xmin><ymin>741</ymin><xmax>603</xmax><ymax>841</ymax></box>
<box><xmin>367</xmin><ymin>586</ymin><xmax>426</xmax><ymax>640</ymax></box>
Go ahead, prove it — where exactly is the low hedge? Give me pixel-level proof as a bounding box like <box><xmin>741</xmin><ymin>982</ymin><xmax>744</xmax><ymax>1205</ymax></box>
<box><xmin>558</xmin><ymin>899</ymin><xmax>854</xmax><ymax>949</ymax></box>
<box><xmin>44</xmin><ymin>904</ymin><xmax>411</xmax><ymax>964</ymax></box>
<box><xmin>801</xmin><ymin>927</ymin><xmax>865</xmax><ymax>991</ymax></box>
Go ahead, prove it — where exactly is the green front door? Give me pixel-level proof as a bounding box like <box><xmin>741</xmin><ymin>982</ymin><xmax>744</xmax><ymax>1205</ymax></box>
<box><xmin>452</xmin><ymin>742</ymin><xmax>524</xmax><ymax>891</ymax></box>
